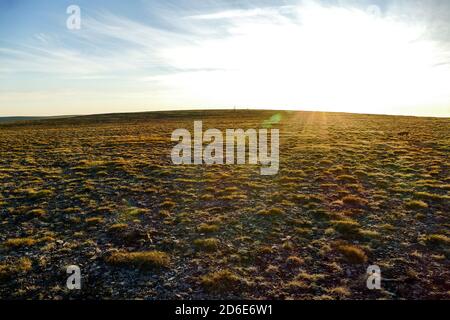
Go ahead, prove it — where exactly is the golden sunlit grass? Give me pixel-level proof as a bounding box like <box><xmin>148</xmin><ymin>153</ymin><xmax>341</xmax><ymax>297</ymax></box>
<box><xmin>27</xmin><ymin>208</ymin><xmax>46</xmax><ymax>218</ymax></box>
<box><xmin>335</xmin><ymin>244</ymin><xmax>368</xmax><ymax>264</ymax></box>
<box><xmin>108</xmin><ymin>223</ymin><xmax>128</xmax><ymax>232</ymax></box>
<box><xmin>0</xmin><ymin>109</ymin><xmax>448</xmax><ymax>299</ymax></box>
<box><xmin>341</xmin><ymin>195</ymin><xmax>368</xmax><ymax>207</ymax></box>
<box><xmin>193</xmin><ymin>238</ymin><xmax>220</xmax><ymax>251</ymax></box>
<box><xmin>3</xmin><ymin>237</ymin><xmax>37</xmax><ymax>249</ymax></box>
<box><xmin>197</xmin><ymin>223</ymin><xmax>220</xmax><ymax>233</ymax></box>
<box><xmin>199</xmin><ymin>269</ymin><xmax>245</xmax><ymax>293</ymax></box>
<box><xmin>327</xmin><ymin>286</ymin><xmax>351</xmax><ymax>298</ymax></box>
<box><xmin>425</xmin><ymin>234</ymin><xmax>450</xmax><ymax>247</ymax></box>
<box><xmin>105</xmin><ymin>251</ymin><xmax>170</xmax><ymax>269</ymax></box>
<box><xmin>284</xmin><ymin>280</ymin><xmax>310</xmax><ymax>292</ymax></box>
<box><xmin>257</xmin><ymin>208</ymin><xmax>285</xmax><ymax>216</ymax></box>
<box><xmin>331</xmin><ymin>220</ymin><xmax>360</xmax><ymax>236</ymax></box>
<box><xmin>286</xmin><ymin>256</ymin><xmax>304</xmax><ymax>266</ymax></box>
<box><xmin>405</xmin><ymin>200</ymin><xmax>429</xmax><ymax>210</ymax></box>
<box><xmin>0</xmin><ymin>258</ymin><xmax>32</xmax><ymax>281</ymax></box>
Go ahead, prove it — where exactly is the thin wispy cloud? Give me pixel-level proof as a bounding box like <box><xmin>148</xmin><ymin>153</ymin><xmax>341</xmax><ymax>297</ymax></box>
<box><xmin>186</xmin><ymin>6</ymin><xmax>296</xmax><ymax>20</ymax></box>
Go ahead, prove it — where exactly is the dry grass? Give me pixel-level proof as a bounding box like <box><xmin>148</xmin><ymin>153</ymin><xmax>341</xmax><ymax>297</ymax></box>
<box><xmin>193</xmin><ymin>238</ymin><xmax>220</xmax><ymax>251</ymax></box>
<box><xmin>0</xmin><ymin>109</ymin><xmax>448</xmax><ymax>299</ymax></box>
<box><xmin>257</xmin><ymin>208</ymin><xmax>285</xmax><ymax>216</ymax></box>
<box><xmin>3</xmin><ymin>237</ymin><xmax>37</xmax><ymax>249</ymax></box>
<box><xmin>331</xmin><ymin>220</ymin><xmax>360</xmax><ymax>236</ymax></box>
<box><xmin>105</xmin><ymin>251</ymin><xmax>170</xmax><ymax>269</ymax></box>
<box><xmin>425</xmin><ymin>234</ymin><xmax>450</xmax><ymax>247</ymax></box>
<box><xmin>342</xmin><ymin>195</ymin><xmax>368</xmax><ymax>207</ymax></box>
<box><xmin>199</xmin><ymin>269</ymin><xmax>244</xmax><ymax>293</ymax></box>
<box><xmin>286</xmin><ymin>256</ymin><xmax>304</xmax><ymax>266</ymax></box>
<box><xmin>335</xmin><ymin>244</ymin><xmax>368</xmax><ymax>264</ymax></box>
<box><xmin>0</xmin><ymin>258</ymin><xmax>32</xmax><ymax>281</ymax></box>
<box><xmin>197</xmin><ymin>223</ymin><xmax>220</xmax><ymax>233</ymax></box>
<box><xmin>405</xmin><ymin>200</ymin><xmax>429</xmax><ymax>210</ymax></box>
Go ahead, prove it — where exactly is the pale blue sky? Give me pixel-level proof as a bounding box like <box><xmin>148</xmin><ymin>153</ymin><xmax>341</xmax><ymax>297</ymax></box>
<box><xmin>0</xmin><ymin>0</ymin><xmax>449</xmax><ymax>117</ymax></box>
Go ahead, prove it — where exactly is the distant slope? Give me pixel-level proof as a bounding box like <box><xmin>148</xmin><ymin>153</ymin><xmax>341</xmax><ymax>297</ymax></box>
<box><xmin>0</xmin><ymin>116</ymin><xmax>46</xmax><ymax>123</ymax></box>
<box><xmin>0</xmin><ymin>115</ymin><xmax>77</xmax><ymax>124</ymax></box>
<box><xmin>0</xmin><ymin>110</ymin><xmax>282</xmax><ymax>127</ymax></box>
<box><xmin>0</xmin><ymin>109</ymin><xmax>446</xmax><ymax>128</ymax></box>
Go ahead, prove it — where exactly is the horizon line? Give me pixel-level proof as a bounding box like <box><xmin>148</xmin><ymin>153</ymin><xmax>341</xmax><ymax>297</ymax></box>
<box><xmin>1</xmin><ymin>107</ymin><xmax>449</xmax><ymax>119</ymax></box>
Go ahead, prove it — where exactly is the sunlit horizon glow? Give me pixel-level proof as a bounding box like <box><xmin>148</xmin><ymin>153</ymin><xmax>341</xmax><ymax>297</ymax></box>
<box><xmin>0</xmin><ymin>0</ymin><xmax>449</xmax><ymax>117</ymax></box>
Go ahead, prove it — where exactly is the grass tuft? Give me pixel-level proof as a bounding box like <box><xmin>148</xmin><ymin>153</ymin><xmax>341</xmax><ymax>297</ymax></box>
<box><xmin>405</xmin><ymin>200</ymin><xmax>428</xmax><ymax>210</ymax></box>
<box><xmin>197</xmin><ymin>223</ymin><xmax>220</xmax><ymax>233</ymax></box>
<box><xmin>335</xmin><ymin>244</ymin><xmax>368</xmax><ymax>264</ymax></box>
<box><xmin>199</xmin><ymin>269</ymin><xmax>244</xmax><ymax>293</ymax></box>
<box><xmin>342</xmin><ymin>195</ymin><xmax>368</xmax><ymax>207</ymax></box>
<box><xmin>193</xmin><ymin>238</ymin><xmax>220</xmax><ymax>251</ymax></box>
<box><xmin>0</xmin><ymin>257</ymin><xmax>32</xmax><ymax>281</ymax></box>
<box><xmin>425</xmin><ymin>234</ymin><xmax>450</xmax><ymax>247</ymax></box>
<box><xmin>3</xmin><ymin>237</ymin><xmax>37</xmax><ymax>249</ymax></box>
<box><xmin>105</xmin><ymin>251</ymin><xmax>170</xmax><ymax>269</ymax></box>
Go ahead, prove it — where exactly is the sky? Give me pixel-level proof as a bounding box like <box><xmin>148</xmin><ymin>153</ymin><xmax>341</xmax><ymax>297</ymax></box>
<box><xmin>0</xmin><ymin>0</ymin><xmax>449</xmax><ymax>117</ymax></box>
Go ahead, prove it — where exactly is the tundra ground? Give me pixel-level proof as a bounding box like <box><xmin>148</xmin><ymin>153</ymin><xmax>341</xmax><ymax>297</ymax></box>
<box><xmin>0</xmin><ymin>110</ymin><xmax>448</xmax><ymax>299</ymax></box>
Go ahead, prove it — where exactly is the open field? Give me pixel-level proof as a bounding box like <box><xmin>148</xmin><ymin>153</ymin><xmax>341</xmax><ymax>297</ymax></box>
<box><xmin>0</xmin><ymin>110</ymin><xmax>449</xmax><ymax>299</ymax></box>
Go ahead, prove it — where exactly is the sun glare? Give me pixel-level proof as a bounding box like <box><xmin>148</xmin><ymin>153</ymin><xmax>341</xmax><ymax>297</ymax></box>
<box><xmin>160</xmin><ymin>4</ymin><xmax>450</xmax><ymax>116</ymax></box>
